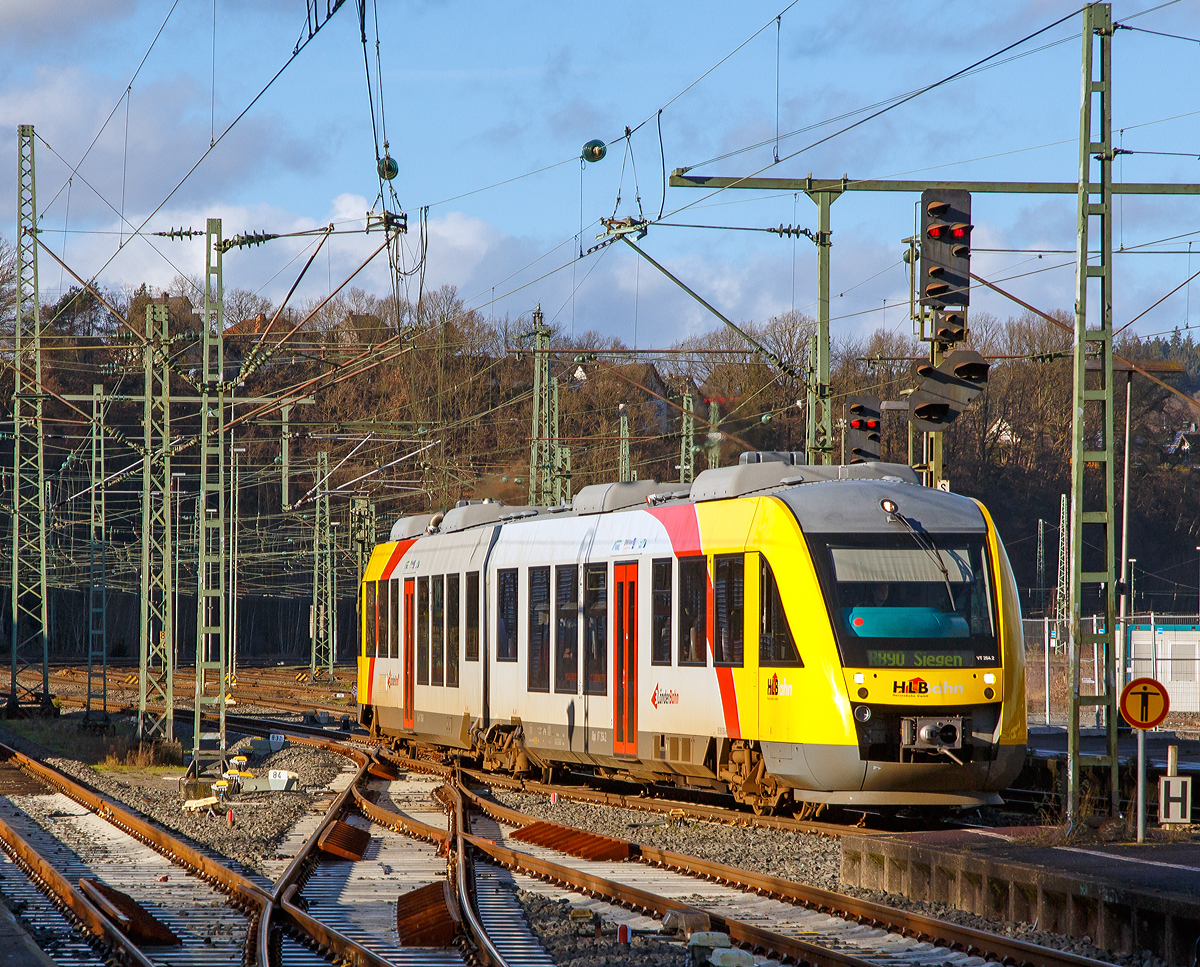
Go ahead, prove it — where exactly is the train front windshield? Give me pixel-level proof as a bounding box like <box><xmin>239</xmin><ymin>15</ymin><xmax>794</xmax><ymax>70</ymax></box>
<box><xmin>809</xmin><ymin>532</ymin><xmax>999</xmax><ymax>669</ymax></box>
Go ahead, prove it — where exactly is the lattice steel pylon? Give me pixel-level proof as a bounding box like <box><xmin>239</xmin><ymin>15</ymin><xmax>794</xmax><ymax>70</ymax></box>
<box><xmin>191</xmin><ymin>218</ymin><xmax>228</xmax><ymax>776</ymax></box>
<box><xmin>680</xmin><ymin>390</ymin><xmax>695</xmax><ymax>484</ymax></box>
<box><xmin>139</xmin><ymin>303</ymin><xmax>173</xmax><ymax>741</ymax></box>
<box><xmin>1067</xmin><ymin>2</ymin><xmax>1119</xmax><ymax>823</ymax></box>
<box><xmin>551</xmin><ymin>376</ymin><xmax>571</xmax><ymax>504</ymax></box>
<box><xmin>84</xmin><ymin>384</ymin><xmax>107</xmax><ymax>726</ymax></box>
<box><xmin>618</xmin><ymin>404</ymin><xmax>631</xmax><ymax>482</ymax></box>
<box><xmin>528</xmin><ymin>306</ymin><xmax>553</xmax><ymax>505</ymax></box>
<box><xmin>311</xmin><ymin>451</ymin><xmax>333</xmax><ymax>679</ymax></box>
<box><xmin>350</xmin><ymin>497</ymin><xmax>374</xmax><ymax>586</ymax></box>
<box><xmin>1056</xmin><ymin>493</ymin><xmax>1069</xmax><ymax>622</ymax></box>
<box><xmin>707</xmin><ymin>400</ymin><xmax>721</xmax><ymax>470</ymax></box>
<box><xmin>9</xmin><ymin>124</ymin><xmax>51</xmax><ymax>715</ymax></box>
<box><xmin>804</xmin><ymin>188</ymin><xmax>839</xmax><ymax>465</ymax></box>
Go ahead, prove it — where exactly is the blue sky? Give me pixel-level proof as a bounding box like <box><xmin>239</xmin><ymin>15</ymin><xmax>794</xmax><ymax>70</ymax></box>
<box><xmin>3</xmin><ymin>1</ymin><xmax>1200</xmax><ymax>346</ymax></box>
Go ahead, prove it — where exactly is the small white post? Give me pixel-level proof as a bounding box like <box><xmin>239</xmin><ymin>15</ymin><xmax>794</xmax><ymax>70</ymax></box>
<box><xmin>1044</xmin><ymin>617</ymin><xmax>1051</xmax><ymax>725</ymax></box>
<box><xmin>1137</xmin><ymin>726</ymin><xmax>1146</xmax><ymax>844</ymax></box>
<box><xmin>1151</xmin><ymin>611</ymin><xmax>1157</xmax><ymax>681</ymax></box>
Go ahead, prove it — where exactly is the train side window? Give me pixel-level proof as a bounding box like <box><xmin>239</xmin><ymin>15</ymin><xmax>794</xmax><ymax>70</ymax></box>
<box><xmin>431</xmin><ymin>575</ymin><xmax>445</xmax><ymax>686</ymax></box>
<box><xmin>554</xmin><ymin>564</ymin><xmax>578</xmax><ymax>693</ymax></box>
<box><xmin>376</xmin><ymin>580</ymin><xmax>388</xmax><ymax>661</ymax></box>
<box><xmin>528</xmin><ymin>566</ymin><xmax>551</xmax><ymax>692</ymax></box>
<box><xmin>417</xmin><ymin>576</ymin><xmax>430</xmax><ymax>684</ymax></box>
<box><xmin>583</xmin><ymin>563</ymin><xmax>607</xmax><ymax>695</ymax></box>
<box><xmin>364</xmin><ymin>581</ymin><xmax>376</xmax><ymax>657</ymax></box>
<box><xmin>713</xmin><ymin>554</ymin><xmax>744</xmax><ymax>667</ymax></box>
<box><xmin>389</xmin><ymin>580</ymin><xmax>400</xmax><ymax>660</ymax></box>
<box><xmin>677</xmin><ymin>557</ymin><xmax>707</xmax><ymax>666</ymax></box>
<box><xmin>497</xmin><ymin>568</ymin><xmax>518</xmax><ymax>661</ymax></box>
<box><xmin>465</xmin><ymin>571</ymin><xmax>480</xmax><ymax>661</ymax></box>
<box><xmin>651</xmin><ymin>559</ymin><xmax>672</xmax><ymax>665</ymax></box>
<box><xmin>446</xmin><ymin>573</ymin><xmax>460</xmax><ymax>687</ymax></box>
<box><xmin>760</xmin><ymin>555</ymin><xmax>802</xmax><ymax>667</ymax></box>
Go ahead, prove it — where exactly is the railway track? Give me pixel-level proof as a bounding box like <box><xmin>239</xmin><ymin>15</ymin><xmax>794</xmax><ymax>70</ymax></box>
<box><xmin>344</xmin><ymin>742</ymin><xmax>1113</xmax><ymax>967</ymax></box>
<box><xmin>0</xmin><ymin>703</ymin><xmax>1122</xmax><ymax>967</ymax></box>
<box><xmin>0</xmin><ymin>723</ymin><xmax>544</xmax><ymax>966</ymax></box>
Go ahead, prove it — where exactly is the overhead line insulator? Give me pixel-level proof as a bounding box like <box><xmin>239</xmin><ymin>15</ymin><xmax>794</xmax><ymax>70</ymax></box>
<box><xmin>218</xmin><ymin>231</ymin><xmax>280</xmax><ymax>253</ymax></box>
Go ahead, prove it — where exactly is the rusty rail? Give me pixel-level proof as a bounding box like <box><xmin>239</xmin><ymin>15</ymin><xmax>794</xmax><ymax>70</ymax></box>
<box><xmin>0</xmin><ymin>808</ymin><xmax>156</xmax><ymax>967</ymax></box>
<box><xmin>450</xmin><ymin>781</ymin><xmax>510</xmax><ymax>967</ymax></box>
<box><xmin>464</xmin><ymin>832</ymin><xmax>878</xmax><ymax>967</ymax></box>
<box><xmin>458</xmin><ymin>782</ymin><xmax>1115</xmax><ymax>967</ymax></box>
<box><xmin>0</xmin><ymin>742</ymin><xmax>270</xmax><ymax>964</ymax></box>
<box><xmin>0</xmin><ymin>732</ymin><xmax>437</xmax><ymax>967</ymax></box>
<box><xmin>457</xmin><ymin>763</ymin><xmax>872</xmax><ymax>836</ymax></box>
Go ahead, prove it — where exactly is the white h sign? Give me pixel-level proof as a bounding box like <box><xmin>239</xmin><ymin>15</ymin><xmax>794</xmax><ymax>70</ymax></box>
<box><xmin>1158</xmin><ymin>776</ymin><xmax>1192</xmax><ymax>824</ymax></box>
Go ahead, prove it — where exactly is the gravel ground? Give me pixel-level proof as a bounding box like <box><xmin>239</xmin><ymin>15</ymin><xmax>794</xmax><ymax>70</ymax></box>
<box><xmin>486</xmin><ymin>789</ymin><xmax>1166</xmax><ymax>967</ymax></box>
<box><xmin>516</xmin><ymin>890</ymin><xmax>688</xmax><ymax>967</ymax></box>
<box><xmin>489</xmin><ymin>790</ymin><xmax>842</xmax><ymax>889</ymax></box>
<box><xmin>0</xmin><ymin>717</ymin><xmax>348</xmax><ymax>877</ymax></box>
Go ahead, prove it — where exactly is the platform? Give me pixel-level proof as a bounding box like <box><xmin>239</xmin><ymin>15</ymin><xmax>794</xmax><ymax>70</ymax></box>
<box><xmin>1027</xmin><ymin>725</ymin><xmax>1200</xmax><ymax>776</ymax></box>
<box><xmin>841</xmin><ymin>824</ymin><xmax>1200</xmax><ymax>964</ymax></box>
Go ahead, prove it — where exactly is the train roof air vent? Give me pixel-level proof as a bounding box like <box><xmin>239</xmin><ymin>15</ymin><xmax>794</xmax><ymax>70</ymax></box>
<box><xmin>442</xmin><ymin>502</ymin><xmax>538</xmax><ymax>533</ymax></box>
<box><xmin>690</xmin><ymin>464</ymin><xmax>805</xmax><ymax>502</ymax></box>
<box><xmin>389</xmin><ymin>514</ymin><xmax>435</xmax><ymax>541</ymax></box>
<box><xmin>572</xmin><ymin>480</ymin><xmax>660</xmax><ymax>515</ymax></box>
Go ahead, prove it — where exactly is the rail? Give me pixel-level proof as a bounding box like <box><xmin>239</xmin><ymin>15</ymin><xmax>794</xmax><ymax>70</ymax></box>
<box><xmin>457</xmin><ymin>780</ymin><xmax>1115</xmax><ymax>967</ymax></box>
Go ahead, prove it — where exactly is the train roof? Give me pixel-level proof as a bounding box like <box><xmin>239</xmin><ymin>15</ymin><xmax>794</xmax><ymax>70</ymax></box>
<box><xmin>388</xmin><ymin>452</ymin><xmax>979</xmax><ymax>542</ymax></box>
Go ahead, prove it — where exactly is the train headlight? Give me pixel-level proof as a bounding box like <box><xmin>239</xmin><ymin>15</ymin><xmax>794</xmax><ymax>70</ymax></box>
<box><xmin>983</xmin><ymin>673</ymin><xmax>995</xmax><ymax>684</ymax></box>
<box><xmin>853</xmin><ymin>673</ymin><xmax>865</xmax><ymax>684</ymax></box>
<box><xmin>880</xmin><ymin>498</ymin><xmax>898</xmax><ymax>515</ymax></box>
<box><xmin>853</xmin><ymin>705</ymin><xmax>872</xmax><ymax>723</ymax></box>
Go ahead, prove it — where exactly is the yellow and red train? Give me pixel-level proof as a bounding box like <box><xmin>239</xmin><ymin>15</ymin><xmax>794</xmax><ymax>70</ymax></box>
<box><xmin>358</xmin><ymin>456</ymin><xmax>1026</xmax><ymax>813</ymax></box>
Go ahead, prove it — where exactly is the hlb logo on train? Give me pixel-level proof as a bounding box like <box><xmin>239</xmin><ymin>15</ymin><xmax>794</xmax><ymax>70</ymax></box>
<box><xmin>651</xmin><ymin>684</ymin><xmax>679</xmax><ymax>709</ymax></box>
<box><xmin>766</xmin><ymin>673</ymin><xmax>793</xmax><ymax>698</ymax></box>
<box><xmin>893</xmin><ymin>677</ymin><xmax>964</xmax><ymax>696</ymax></box>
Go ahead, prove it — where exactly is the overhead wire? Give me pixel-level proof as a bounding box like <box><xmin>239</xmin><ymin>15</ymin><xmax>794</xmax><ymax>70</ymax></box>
<box><xmin>656</xmin><ymin>6</ymin><xmax>1087</xmax><ymax>226</ymax></box>
<box><xmin>683</xmin><ymin>30</ymin><xmax>1080</xmax><ymax>172</ymax></box>
<box><xmin>82</xmin><ymin>1</ymin><xmax>351</xmax><ymax>287</ymax></box>
<box><xmin>37</xmin><ymin>0</ymin><xmax>183</xmax><ymax>220</ymax></box>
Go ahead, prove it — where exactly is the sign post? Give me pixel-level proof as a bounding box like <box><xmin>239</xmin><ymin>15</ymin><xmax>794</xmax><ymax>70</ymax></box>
<box><xmin>1119</xmin><ymin>677</ymin><xmax>1170</xmax><ymax>843</ymax></box>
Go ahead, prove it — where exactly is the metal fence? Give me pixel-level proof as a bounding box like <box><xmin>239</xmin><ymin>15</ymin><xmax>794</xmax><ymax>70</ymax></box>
<box><xmin>1022</xmin><ymin>614</ymin><xmax>1200</xmax><ymax>727</ymax></box>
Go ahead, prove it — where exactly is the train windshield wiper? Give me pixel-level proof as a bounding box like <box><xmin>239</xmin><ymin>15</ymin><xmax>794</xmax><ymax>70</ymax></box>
<box><xmin>893</xmin><ymin>513</ymin><xmax>955</xmax><ymax>611</ymax></box>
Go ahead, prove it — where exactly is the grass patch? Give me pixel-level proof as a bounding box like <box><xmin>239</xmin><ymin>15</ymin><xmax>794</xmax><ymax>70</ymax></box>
<box><xmin>100</xmin><ymin>737</ymin><xmax>184</xmax><ymax>769</ymax></box>
<box><xmin>0</xmin><ymin>714</ymin><xmax>183</xmax><ymax>768</ymax></box>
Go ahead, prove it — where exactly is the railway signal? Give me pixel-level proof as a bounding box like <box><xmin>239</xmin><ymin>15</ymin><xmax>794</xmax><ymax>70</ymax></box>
<box><xmin>920</xmin><ymin>188</ymin><xmax>972</xmax><ymax>338</ymax></box>
<box><xmin>846</xmin><ymin>395</ymin><xmax>881</xmax><ymax>463</ymax></box>
<box><xmin>907</xmin><ymin>349</ymin><xmax>989</xmax><ymax>433</ymax></box>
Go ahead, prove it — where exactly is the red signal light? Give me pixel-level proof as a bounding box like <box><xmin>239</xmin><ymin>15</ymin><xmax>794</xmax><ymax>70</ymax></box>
<box><xmin>952</xmin><ymin>226</ymin><xmax>966</xmax><ymax>238</ymax></box>
<box><xmin>850</xmin><ymin>419</ymin><xmax>862</xmax><ymax>429</ymax></box>
<box><xmin>866</xmin><ymin>419</ymin><xmax>878</xmax><ymax>429</ymax></box>
<box><xmin>926</xmin><ymin>223</ymin><xmax>946</xmax><ymax>239</ymax></box>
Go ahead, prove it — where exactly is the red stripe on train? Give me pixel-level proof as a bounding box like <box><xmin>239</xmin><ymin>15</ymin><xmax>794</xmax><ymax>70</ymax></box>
<box><xmin>381</xmin><ymin>539</ymin><xmax>416</xmax><ymax>580</ymax></box>
<box><xmin>649</xmin><ymin>504</ymin><xmax>740</xmax><ymax>737</ymax></box>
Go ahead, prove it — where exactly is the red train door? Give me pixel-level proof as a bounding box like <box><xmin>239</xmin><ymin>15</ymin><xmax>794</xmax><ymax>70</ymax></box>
<box><xmin>403</xmin><ymin>578</ymin><xmax>415</xmax><ymax>730</ymax></box>
<box><xmin>614</xmin><ymin>562</ymin><xmax>638</xmax><ymax>756</ymax></box>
